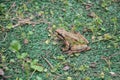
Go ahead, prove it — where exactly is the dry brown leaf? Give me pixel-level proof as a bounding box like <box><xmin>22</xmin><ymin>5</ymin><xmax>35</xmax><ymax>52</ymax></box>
<box><xmin>109</xmin><ymin>72</ymin><xmax>118</xmax><ymax>77</ymax></box>
<box><xmin>24</xmin><ymin>39</ymin><xmax>29</xmax><ymax>44</ymax></box>
<box><xmin>62</xmin><ymin>9</ymin><xmax>66</xmax><ymax>12</ymax></box>
<box><xmin>89</xmin><ymin>62</ymin><xmax>97</xmax><ymax>68</ymax></box>
<box><xmin>91</xmin><ymin>36</ymin><xmax>96</xmax><ymax>42</ymax></box>
<box><xmin>113</xmin><ymin>0</ymin><xmax>120</xmax><ymax>2</ymax></box>
<box><xmin>85</xmin><ymin>3</ymin><xmax>93</xmax><ymax>10</ymax></box>
<box><xmin>63</xmin><ymin>65</ymin><xmax>70</xmax><ymax>71</ymax></box>
<box><xmin>88</xmin><ymin>12</ymin><xmax>96</xmax><ymax>18</ymax></box>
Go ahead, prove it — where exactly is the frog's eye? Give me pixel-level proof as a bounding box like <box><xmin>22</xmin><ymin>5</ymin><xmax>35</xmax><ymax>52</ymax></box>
<box><xmin>58</xmin><ymin>33</ymin><xmax>63</xmax><ymax>36</ymax></box>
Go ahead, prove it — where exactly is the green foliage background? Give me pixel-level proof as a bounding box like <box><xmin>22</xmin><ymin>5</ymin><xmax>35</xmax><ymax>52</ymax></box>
<box><xmin>0</xmin><ymin>0</ymin><xmax>120</xmax><ymax>80</ymax></box>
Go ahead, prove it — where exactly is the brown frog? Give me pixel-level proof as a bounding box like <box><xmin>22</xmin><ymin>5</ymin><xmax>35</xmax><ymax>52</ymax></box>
<box><xmin>55</xmin><ymin>28</ymin><xmax>90</xmax><ymax>54</ymax></box>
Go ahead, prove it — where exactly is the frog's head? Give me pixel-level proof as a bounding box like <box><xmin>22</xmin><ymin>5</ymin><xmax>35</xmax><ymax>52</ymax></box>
<box><xmin>55</xmin><ymin>28</ymin><xmax>66</xmax><ymax>36</ymax></box>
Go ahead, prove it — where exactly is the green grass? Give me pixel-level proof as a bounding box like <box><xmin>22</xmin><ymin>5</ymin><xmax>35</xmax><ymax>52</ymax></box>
<box><xmin>0</xmin><ymin>0</ymin><xmax>120</xmax><ymax>80</ymax></box>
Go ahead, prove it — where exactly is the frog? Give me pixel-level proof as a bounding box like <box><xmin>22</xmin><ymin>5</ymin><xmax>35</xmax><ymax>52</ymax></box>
<box><xmin>55</xmin><ymin>28</ymin><xmax>90</xmax><ymax>54</ymax></box>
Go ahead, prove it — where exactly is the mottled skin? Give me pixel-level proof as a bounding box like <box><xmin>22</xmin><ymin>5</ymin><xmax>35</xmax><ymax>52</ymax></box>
<box><xmin>55</xmin><ymin>28</ymin><xmax>90</xmax><ymax>54</ymax></box>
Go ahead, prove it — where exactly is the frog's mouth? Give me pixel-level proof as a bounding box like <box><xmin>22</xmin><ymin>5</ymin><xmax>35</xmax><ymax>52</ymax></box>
<box><xmin>55</xmin><ymin>31</ymin><xmax>65</xmax><ymax>40</ymax></box>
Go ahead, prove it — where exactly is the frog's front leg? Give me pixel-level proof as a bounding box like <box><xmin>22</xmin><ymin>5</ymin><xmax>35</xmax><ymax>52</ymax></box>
<box><xmin>62</xmin><ymin>41</ymin><xmax>70</xmax><ymax>51</ymax></box>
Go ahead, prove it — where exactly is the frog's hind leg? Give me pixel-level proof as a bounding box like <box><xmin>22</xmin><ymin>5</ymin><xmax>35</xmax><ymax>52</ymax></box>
<box><xmin>64</xmin><ymin>50</ymin><xmax>78</xmax><ymax>55</ymax></box>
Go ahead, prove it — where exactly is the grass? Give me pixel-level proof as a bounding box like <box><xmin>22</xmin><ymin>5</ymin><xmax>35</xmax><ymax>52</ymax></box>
<box><xmin>0</xmin><ymin>0</ymin><xmax>120</xmax><ymax>80</ymax></box>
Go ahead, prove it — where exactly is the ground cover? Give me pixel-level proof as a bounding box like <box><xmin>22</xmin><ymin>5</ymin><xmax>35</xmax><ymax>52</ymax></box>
<box><xmin>0</xmin><ymin>0</ymin><xmax>120</xmax><ymax>80</ymax></box>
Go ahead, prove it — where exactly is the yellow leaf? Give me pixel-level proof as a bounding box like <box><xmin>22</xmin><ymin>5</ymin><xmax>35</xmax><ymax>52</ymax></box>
<box><xmin>45</xmin><ymin>40</ymin><xmax>50</xmax><ymax>44</ymax></box>
<box><xmin>100</xmin><ymin>72</ymin><xmax>104</xmax><ymax>78</ymax></box>
<box><xmin>104</xmin><ymin>33</ymin><xmax>112</xmax><ymax>40</ymax></box>
<box><xmin>67</xmin><ymin>77</ymin><xmax>72</xmax><ymax>80</ymax></box>
<box><xmin>52</xmin><ymin>25</ymin><xmax>56</xmax><ymax>28</ymax></box>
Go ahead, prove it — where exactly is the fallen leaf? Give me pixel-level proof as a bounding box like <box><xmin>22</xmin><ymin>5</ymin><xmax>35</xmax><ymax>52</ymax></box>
<box><xmin>89</xmin><ymin>62</ymin><xmax>97</xmax><ymax>68</ymax></box>
<box><xmin>88</xmin><ymin>12</ymin><xmax>96</xmax><ymax>18</ymax></box>
<box><xmin>67</xmin><ymin>77</ymin><xmax>72</xmax><ymax>80</ymax></box>
<box><xmin>52</xmin><ymin>41</ymin><xmax>57</xmax><ymax>45</ymax></box>
<box><xmin>113</xmin><ymin>0</ymin><xmax>120</xmax><ymax>2</ymax></box>
<box><xmin>51</xmin><ymin>68</ymin><xmax>57</xmax><ymax>73</ymax></box>
<box><xmin>103</xmin><ymin>33</ymin><xmax>112</xmax><ymax>40</ymax></box>
<box><xmin>100</xmin><ymin>72</ymin><xmax>104</xmax><ymax>78</ymax></box>
<box><xmin>97</xmin><ymin>36</ymin><xmax>103</xmax><ymax>41</ymax></box>
<box><xmin>63</xmin><ymin>65</ymin><xmax>70</xmax><ymax>71</ymax></box>
<box><xmin>109</xmin><ymin>72</ymin><xmax>117</xmax><ymax>77</ymax></box>
<box><xmin>24</xmin><ymin>39</ymin><xmax>29</xmax><ymax>44</ymax></box>
<box><xmin>44</xmin><ymin>68</ymin><xmax>48</xmax><ymax>72</ymax></box>
<box><xmin>45</xmin><ymin>39</ymin><xmax>50</xmax><ymax>44</ymax></box>
<box><xmin>38</xmin><ymin>11</ymin><xmax>44</xmax><ymax>16</ymax></box>
<box><xmin>36</xmin><ymin>76</ymin><xmax>42</xmax><ymax>80</ymax></box>
<box><xmin>91</xmin><ymin>36</ymin><xmax>96</xmax><ymax>42</ymax></box>
<box><xmin>1</xmin><ymin>27</ymin><xmax>5</xmax><ymax>32</ymax></box>
<box><xmin>85</xmin><ymin>3</ymin><xmax>92</xmax><ymax>10</ymax></box>
<box><xmin>82</xmin><ymin>27</ymin><xmax>91</xmax><ymax>33</ymax></box>
<box><xmin>84</xmin><ymin>77</ymin><xmax>91</xmax><ymax>80</ymax></box>
<box><xmin>62</xmin><ymin>9</ymin><xmax>66</xmax><ymax>12</ymax></box>
<box><xmin>0</xmin><ymin>69</ymin><xmax>4</xmax><ymax>76</ymax></box>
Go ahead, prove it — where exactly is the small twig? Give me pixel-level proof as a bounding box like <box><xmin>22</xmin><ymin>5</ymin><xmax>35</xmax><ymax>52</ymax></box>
<box><xmin>0</xmin><ymin>32</ymin><xmax>7</xmax><ymax>42</ymax></box>
<box><xmin>101</xmin><ymin>56</ymin><xmax>111</xmax><ymax>70</ymax></box>
<box><xmin>7</xmin><ymin>2</ymin><xmax>16</xmax><ymax>13</ymax></box>
<box><xmin>42</xmin><ymin>56</ymin><xmax>53</xmax><ymax>69</ymax></box>
<box><xmin>2</xmin><ymin>32</ymin><xmax>7</xmax><ymax>42</ymax></box>
<box><xmin>53</xmin><ymin>74</ymin><xmax>63</xmax><ymax>80</ymax></box>
<box><xmin>28</xmin><ymin>69</ymin><xmax>36</xmax><ymax>80</ymax></box>
<box><xmin>101</xmin><ymin>51</ymin><xmax>120</xmax><ymax>71</ymax></box>
<box><xmin>108</xmin><ymin>51</ymin><xmax>120</xmax><ymax>59</ymax></box>
<box><xmin>12</xmin><ymin>18</ymin><xmax>49</xmax><ymax>28</ymax></box>
<box><xmin>3</xmin><ymin>75</ymin><xmax>12</xmax><ymax>79</ymax></box>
